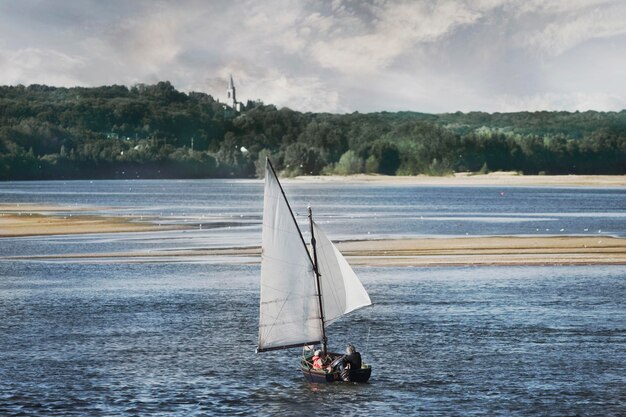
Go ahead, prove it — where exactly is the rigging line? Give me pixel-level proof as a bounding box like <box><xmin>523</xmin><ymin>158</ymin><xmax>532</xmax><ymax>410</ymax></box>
<box><xmin>261</xmin><ymin>253</ymin><xmax>312</xmax><ymax>268</ymax></box>
<box><xmin>259</xmin><ymin>270</ymin><xmax>315</xmax><ymax>296</ymax></box>
<box><xmin>259</xmin><ymin>316</ymin><xmax>322</xmax><ymax>327</ymax></box>
<box><xmin>261</xmin><ymin>221</ymin><xmax>309</xmax><ymax>235</ymax></box>
<box><xmin>365</xmin><ymin>325</ymin><xmax>371</xmax><ymax>359</ymax></box>
<box><xmin>260</xmin><ymin>294</ymin><xmax>315</xmax><ymax>305</ymax></box>
<box><xmin>260</xmin><ymin>295</ymin><xmax>315</xmax><ymax>305</ymax></box>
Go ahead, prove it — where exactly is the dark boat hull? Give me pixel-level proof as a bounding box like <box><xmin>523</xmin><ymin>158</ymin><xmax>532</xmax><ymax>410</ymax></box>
<box><xmin>300</xmin><ymin>357</ymin><xmax>372</xmax><ymax>383</ymax></box>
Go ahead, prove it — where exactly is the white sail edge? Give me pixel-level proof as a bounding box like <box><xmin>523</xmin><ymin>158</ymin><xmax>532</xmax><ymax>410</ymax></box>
<box><xmin>312</xmin><ymin>221</ymin><xmax>372</xmax><ymax>327</ymax></box>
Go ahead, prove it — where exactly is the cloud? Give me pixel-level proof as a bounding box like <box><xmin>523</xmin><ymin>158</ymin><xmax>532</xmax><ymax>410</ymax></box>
<box><xmin>242</xmin><ymin>5</ymin><xmax>306</xmax><ymax>54</ymax></box>
<box><xmin>112</xmin><ymin>13</ymin><xmax>182</xmax><ymax>70</ymax></box>
<box><xmin>513</xmin><ymin>0</ymin><xmax>616</xmax><ymax>16</ymax></box>
<box><xmin>0</xmin><ymin>0</ymin><xmax>624</xmax><ymax>112</ymax></box>
<box><xmin>496</xmin><ymin>91</ymin><xmax>625</xmax><ymax>112</ymax></box>
<box><xmin>520</xmin><ymin>1</ymin><xmax>626</xmax><ymax>55</ymax></box>
<box><xmin>311</xmin><ymin>0</ymin><xmax>482</xmax><ymax>74</ymax></box>
<box><xmin>252</xmin><ymin>73</ymin><xmax>341</xmax><ymax>113</ymax></box>
<box><xmin>0</xmin><ymin>48</ymin><xmax>86</xmax><ymax>86</ymax></box>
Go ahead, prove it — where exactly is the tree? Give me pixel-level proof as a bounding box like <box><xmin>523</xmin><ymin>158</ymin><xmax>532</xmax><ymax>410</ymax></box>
<box><xmin>369</xmin><ymin>141</ymin><xmax>401</xmax><ymax>175</ymax></box>
<box><xmin>1</xmin><ymin>82</ymin><xmax>624</xmax><ymax>179</ymax></box>
<box><xmin>334</xmin><ymin>150</ymin><xmax>363</xmax><ymax>175</ymax></box>
<box><xmin>283</xmin><ymin>143</ymin><xmax>326</xmax><ymax>176</ymax></box>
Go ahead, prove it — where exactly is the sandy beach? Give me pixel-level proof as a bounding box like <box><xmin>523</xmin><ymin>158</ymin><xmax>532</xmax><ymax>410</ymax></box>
<box><xmin>292</xmin><ymin>172</ymin><xmax>626</xmax><ymax>187</ymax></box>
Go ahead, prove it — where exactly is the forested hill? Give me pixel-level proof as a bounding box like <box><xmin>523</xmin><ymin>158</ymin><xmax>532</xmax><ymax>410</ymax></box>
<box><xmin>1</xmin><ymin>82</ymin><xmax>625</xmax><ymax>180</ymax></box>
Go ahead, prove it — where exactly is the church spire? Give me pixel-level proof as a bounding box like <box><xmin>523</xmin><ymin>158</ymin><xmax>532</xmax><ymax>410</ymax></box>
<box><xmin>227</xmin><ymin>74</ymin><xmax>239</xmax><ymax>110</ymax></box>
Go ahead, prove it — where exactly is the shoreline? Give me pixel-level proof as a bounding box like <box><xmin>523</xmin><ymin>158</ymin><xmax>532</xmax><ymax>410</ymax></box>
<box><xmin>1</xmin><ymin>173</ymin><xmax>625</xmax><ymax>187</ymax></box>
<box><xmin>291</xmin><ymin>172</ymin><xmax>626</xmax><ymax>187</ymax></box>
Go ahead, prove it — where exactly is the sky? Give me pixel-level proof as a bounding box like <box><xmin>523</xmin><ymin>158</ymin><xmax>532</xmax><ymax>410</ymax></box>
<box><xmin>1</xmin><ymin>0</ymin><xmax>625</xmax><ymax>114</ymax></box>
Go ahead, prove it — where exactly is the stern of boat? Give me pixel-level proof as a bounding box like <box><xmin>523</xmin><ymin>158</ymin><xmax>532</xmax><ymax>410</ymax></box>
<box><xmin>300</xmin><ymin>355</ymin><xmax>371</xmax><ymax>383</ymax></box>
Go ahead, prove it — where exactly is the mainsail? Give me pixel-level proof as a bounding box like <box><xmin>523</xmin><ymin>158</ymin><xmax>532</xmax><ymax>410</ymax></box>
<box><xmin>257</xmin><ymin>161</ymin><xmax>323</xmax><ymax>352</ymax></box>
<box><xmin>312</xmin><ymin>221</ymin><xmax>372</xmax><ymax>325</ymax></box>
<box><xmin>257</xmin><ymin>159</ymin><xmax>372</xmax><ymax>353</ymax></box>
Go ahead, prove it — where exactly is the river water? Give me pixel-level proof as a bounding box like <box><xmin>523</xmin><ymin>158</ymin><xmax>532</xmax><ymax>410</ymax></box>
<box><xmin>0</xmin><ymin>180</ymin><xmax>625</xmax><ymax>416</ymax></box>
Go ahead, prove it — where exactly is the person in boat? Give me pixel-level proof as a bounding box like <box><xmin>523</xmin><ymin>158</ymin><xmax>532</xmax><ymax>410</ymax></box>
<box><xmin>311</xmin><ymin>350</ymin><xmax>331</xmax><ymax>371</ymax></box>
<box><xmin>344</xmin><ymin>344</ymin><xmax>362</xmax><ymax>369</ymax></box>
<box><xmin>335</xmin><ymin>344</ymin><xmax>362</xmax><ymax>377</ymax></box>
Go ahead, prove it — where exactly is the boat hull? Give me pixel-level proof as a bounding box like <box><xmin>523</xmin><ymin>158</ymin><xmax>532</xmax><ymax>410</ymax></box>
<box><xmin>299</xmin><ymin>357</ymin><xmax>372</xmax><ymax>383</ymax></box>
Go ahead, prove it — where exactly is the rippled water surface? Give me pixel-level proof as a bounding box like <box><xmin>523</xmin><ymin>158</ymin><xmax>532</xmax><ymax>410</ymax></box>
<box><xmin>1</xmin><ymin>180</ymin><xmax>625</xmax><ymax>415</ymax></box>
<box><xmin>1</xmin><ymin>263</ymin><xmax>624</xmax><ymax>416</ymax></box>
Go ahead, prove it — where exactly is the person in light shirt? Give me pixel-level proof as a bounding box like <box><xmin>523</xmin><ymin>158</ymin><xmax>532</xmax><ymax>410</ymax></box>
<box><xmin>311</xmin><ymin>350</ymin><xmax>331</xmax><ymax>371</ymax></box>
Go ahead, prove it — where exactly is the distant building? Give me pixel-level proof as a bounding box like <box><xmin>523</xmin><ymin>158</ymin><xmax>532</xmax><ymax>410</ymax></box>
<box><xmin>227</xmin><ymin>75</ymin><xmax>242</xmax><ymax>112</ymax></box>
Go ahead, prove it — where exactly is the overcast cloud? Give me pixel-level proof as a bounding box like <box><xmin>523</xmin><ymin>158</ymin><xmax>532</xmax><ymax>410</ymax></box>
<box><xmin>0</xmin><ymin>0</ymin><xmax>625</xmax><ymax>113</ymax></box>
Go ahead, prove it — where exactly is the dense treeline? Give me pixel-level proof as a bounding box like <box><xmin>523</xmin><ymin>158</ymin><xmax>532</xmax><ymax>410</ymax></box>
<box><xmin>1</xmin><ymin>82</ymin><xmax>625</xmax><ymax>180</ymax></box>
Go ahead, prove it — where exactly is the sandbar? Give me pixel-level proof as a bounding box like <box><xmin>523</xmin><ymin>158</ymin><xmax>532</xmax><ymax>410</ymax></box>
<box><xmin>335</xmin><ymin>236</ymin><xmax>626</xmax><ymax>266</ymax></box>
<box><xmin>0</xmin><ymin>204</ymin><xmax>177</xmax><ymax>237</ymax></box>
<box><xmin>7</xmin><ymin>236</ymin><xmax>626</xmax><ymax>267</ymax></box>
<box><xmin>292</xmin><ymin>172</ymin><xmax>626</xmax><ymax>187</ymax></box>
<box><xmin>2</xmin><ymin>204</ymin><xmax>625</xmax><ymax>267</ymax></box>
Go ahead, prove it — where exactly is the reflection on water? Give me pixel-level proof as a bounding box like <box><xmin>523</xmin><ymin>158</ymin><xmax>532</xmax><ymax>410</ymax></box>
<box><xmin>1</xmin><ymin>262</ymin><xmax>624</xmax><ymax>416</ymax></box>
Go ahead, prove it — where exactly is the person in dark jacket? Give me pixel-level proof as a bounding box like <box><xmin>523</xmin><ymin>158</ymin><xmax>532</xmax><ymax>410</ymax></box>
<box><xmin>343</xmin><ymin>344</ymin><xmax>362</xmax><ymax>369</ymax></box>
<box><xmin>337</xmin><ymin>344</ymin><xmax>361</xmax><ymax>381</ymax></box>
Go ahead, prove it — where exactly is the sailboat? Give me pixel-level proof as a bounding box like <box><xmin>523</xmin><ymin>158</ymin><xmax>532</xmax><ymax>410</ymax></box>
<box><xmin>256</xmin><ymin>158</ymin><xmax>373</xmax><ymax>383</ymax></box>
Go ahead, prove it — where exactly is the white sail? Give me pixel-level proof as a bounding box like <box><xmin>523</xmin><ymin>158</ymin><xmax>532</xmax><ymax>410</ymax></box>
<box><xmin>257</xmin><ymin>161</ymin><xmax>324</xmax><ymax>352</ymax></box>
<box><xmin>313</xmin><ymin>221</ymin><xmax>372</xmax><ymax>326</ymax></box>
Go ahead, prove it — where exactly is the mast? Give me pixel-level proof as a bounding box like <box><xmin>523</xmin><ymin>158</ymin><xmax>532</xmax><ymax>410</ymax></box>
<box><xmin>308</xmin><ymin>205</ymin><xmax>328</xmax><ymax>354</ymax></box>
